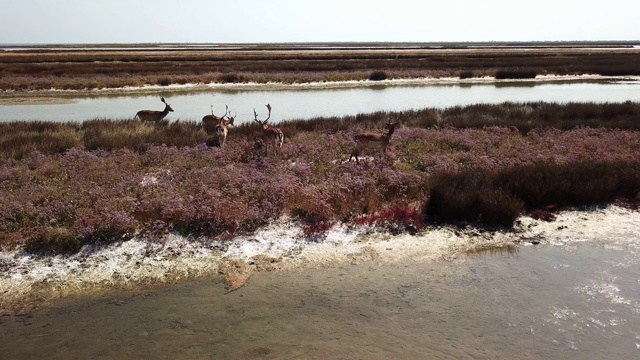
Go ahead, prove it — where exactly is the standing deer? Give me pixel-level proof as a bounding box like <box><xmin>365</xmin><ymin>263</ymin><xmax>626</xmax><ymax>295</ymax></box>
<box><xmin>202</xmin><ymin>105</ymin><xmax>235</xmax><ymax>147</ymax></box>
<box><xmin>349</xmin><ymin>121</ymin><xmax>399</xmax><ymax>164</ymax></box>
<box><xmin>135</xmin><ymin>97</ymin><xmax>174</xmax><ymax>123</ymax></box>
<box><xmin>254</xmin><ymin>104</ymin><xmax>284</xmax><ymax>156</ymax></box>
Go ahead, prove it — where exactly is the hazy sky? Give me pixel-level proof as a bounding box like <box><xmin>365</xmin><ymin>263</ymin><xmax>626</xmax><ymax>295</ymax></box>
<box><xmin>1</xmin><ymin>0</ymin><xmax>638</xmax><ymax>44</ymax></box>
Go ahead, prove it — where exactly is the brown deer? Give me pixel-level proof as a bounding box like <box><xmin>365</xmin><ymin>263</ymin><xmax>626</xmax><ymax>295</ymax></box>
<box><xmin>254</xmin><ymin>104</ymin><xmax>284</xmax><ymax>156</ymax></box>
<box><xmin>135</xmin><ymin>97</ymin><xmax>174</xmax><ymax>123</ymax></box>
<box><xmin>349</xmin><ymin>121</ymin><xmax>399</xmax><ymax>164</ymax></box>
<box><xmin>202</xmin><ymin>105</ymin><xmax>235</xmax><ymax>147</ymax></box>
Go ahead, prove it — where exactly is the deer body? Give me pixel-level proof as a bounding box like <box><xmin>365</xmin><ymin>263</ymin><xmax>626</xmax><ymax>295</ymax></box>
<box><xmin>261</xmin><ymin>125</ymin><xmax>285</xmax><ymax>151</ymax></box>
<box><xmin>202</xmin><ymin>105</ymin><xmax>235</xmax><ymax>147</ymax></box>
<box><xmin>215</xmin><ymin>117</ymin><xmax>235</xmax><ymax>147</ymax></box>
<box><xmin>135</xmin><ymin>97</ymin><xmax>173</xmax><ymax>123</ymax></box>
<box><xmin>349</xmin><ymin>122</ymin><xmax>398</xmax><ymax>164</ymax></box>
<box><xmin>254</xmin><ymin>104</ymin><xmax>284</xmax><ymax>156</ymax></box>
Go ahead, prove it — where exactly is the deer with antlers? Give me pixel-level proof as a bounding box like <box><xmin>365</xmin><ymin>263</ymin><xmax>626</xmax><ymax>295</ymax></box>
<box><xmin>349</xmin><ymin>121</ymin><xmax>399</xmax><ymax>164</ymax></box>
<box><xmin>254</xmin><ymin>104</ymin><xmax>284</xmax><ymax>156</ymax></box>
<box><xmin>135</xmin><ymin>97</ymin><xmax>174</xmax><ymax>123</ymax></box>
<box><xmin>202</xmin><ymin>105</ymin><xmax>235</xmax><ymax>147</ymax></box>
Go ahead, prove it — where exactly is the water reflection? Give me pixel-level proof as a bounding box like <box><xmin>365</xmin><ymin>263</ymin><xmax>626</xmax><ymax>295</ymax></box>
<box><xmin>494</xmin><ymin>81</ymin><xmax>537</xmax><ymax>88</ymax></box>
<box><xmin>1</xmin><ymin>81</ymin><xmax>639</xmax><ymax>123</ymax></box>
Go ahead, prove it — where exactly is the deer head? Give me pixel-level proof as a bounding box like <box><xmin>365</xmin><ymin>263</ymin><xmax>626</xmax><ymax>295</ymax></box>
<box><xmin>160</xmin><ymin>97</ymin><xmax>174</xmax><ymax>112</ymax></box>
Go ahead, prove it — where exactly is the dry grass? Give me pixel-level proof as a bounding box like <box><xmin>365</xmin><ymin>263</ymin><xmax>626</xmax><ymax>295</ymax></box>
<box><xmin>2</xmin><ymin>102</ymin><xmax>640</xmax><ymax>160</ymax></box>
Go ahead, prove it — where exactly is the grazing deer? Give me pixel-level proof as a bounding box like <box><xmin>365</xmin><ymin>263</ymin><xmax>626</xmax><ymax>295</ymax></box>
<box><xmin>349</xmin><ymin>121</ymin><xmax>399</xmax><ymax>164</ymax></box>
<box><xmin>202</xmin><ymin>105</ymin><xmax>235</xmax><ymax>147</ymax></box>
<box><xmin>254</xmin><ymin>104</ymin><xmax>284</xmax><ymax>156</ymax></box>
<box><xmin>135</xmin><ymin>97</ymin><xmax>173</xmax><ymax>123</ymax></box>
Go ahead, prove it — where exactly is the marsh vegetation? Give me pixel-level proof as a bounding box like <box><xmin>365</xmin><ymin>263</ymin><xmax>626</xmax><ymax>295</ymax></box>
<box><xmin>2</xmin><ymin>43</ymin><xmax>640</xmax><ymax>91</ymax></box>
<box><xmin>1</xmin><ymin>102</ymin><xmax>639</xmax><ymax>254</ymax></box>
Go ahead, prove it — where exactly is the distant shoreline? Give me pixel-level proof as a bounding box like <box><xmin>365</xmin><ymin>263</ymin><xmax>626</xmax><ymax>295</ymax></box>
<box><xmin>1</xmin><ymin>74</ymin><xmax>638</xmax><ymax>105</ymax></box>
<box><xmin>2</xmin><ymin>40</ymin><xmax>640</xmax><ymax>50</ymax></box>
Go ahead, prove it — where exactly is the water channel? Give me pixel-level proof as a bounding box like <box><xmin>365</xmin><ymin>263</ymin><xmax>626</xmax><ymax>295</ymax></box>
<box><xmin>1</xmin><ymin>78</ymin><xmax>640</xmax><ymax>123</ymax></box>
<box><xmin>1</xmin><ymin>236</ymin><xmax>639</xmax><ymax>359</ymax></box>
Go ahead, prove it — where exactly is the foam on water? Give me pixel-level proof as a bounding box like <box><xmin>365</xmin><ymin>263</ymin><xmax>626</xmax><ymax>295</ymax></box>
<box><xmin>1</xmin><ymin>205</ymin><xmax>639</xmax><ymax>313</ymax></box>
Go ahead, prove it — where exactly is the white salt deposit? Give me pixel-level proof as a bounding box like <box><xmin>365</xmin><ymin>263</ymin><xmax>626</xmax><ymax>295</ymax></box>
<box><xmin>1</xmin><ymin>205</ymin><xmax>639</xmax><ymax>313</ymax></box>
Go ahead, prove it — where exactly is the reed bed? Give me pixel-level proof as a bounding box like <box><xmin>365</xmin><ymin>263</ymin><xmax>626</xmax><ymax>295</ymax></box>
<box><xmin>0</xmin><ymin>102</ymin><xmax>639</xmax><ymax>254</ymax></box>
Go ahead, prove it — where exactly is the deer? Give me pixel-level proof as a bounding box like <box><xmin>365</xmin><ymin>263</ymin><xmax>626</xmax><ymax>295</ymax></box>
<box><xmin>202</xmin><ymin>105</ymin><xmax>235</xmax><ymax>147</ymax></box>
<box><xmin>135</xmin><ymin>97</ymin><xmax>173</xmax><ymax>123</ymax></box>
<box><xmin>349</xmin><ymin>121</ymin><xmax>399</xmax><ymax>164</ymax></box>
<box><xmin>254</xmin><ymin>104</ymin><xmax>284</xmax><ymax>156</ymax></box>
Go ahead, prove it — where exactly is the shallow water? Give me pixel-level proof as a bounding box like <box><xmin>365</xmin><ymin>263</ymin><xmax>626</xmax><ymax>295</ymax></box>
<box><xmin>1</xmin><ymin>242</ymin><xmax>639</xmax><ymax>360</ymax></box>
<box><xmin>1</xmin><ymin>78</ymin><xmax>640</xmax><ymax>123</ymax></box>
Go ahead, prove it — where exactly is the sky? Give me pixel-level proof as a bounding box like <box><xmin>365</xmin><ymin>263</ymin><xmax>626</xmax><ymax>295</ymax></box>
<box><xmin>1</xmin><ymin>0</ymin><xmax>638</xmax><ymax>44</ymax></box>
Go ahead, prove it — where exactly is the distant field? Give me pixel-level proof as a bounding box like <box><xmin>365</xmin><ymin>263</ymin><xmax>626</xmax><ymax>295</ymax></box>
<box><xmin>1</xmin><ymin>41</ymin><xmax>640</xmax><ymax>91</ymax></box>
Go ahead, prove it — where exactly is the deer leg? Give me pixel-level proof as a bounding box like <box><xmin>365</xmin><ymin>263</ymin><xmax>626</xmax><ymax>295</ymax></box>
<box><xmin>349</xmin><ymin>149</ymin><xmax>361</xmax><ymax>164</ymax></box>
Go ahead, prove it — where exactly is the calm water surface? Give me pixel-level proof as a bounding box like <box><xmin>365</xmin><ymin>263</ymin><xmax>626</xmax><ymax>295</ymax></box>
<box><xmin>1</xmin><ymin>244</ymin><xmax>639</xmax><ymax>359</ymax></box>
<box><xmin>1</xmin><ymin>81</ymin><xmax>640</xmax><ymax>123</ymax></box>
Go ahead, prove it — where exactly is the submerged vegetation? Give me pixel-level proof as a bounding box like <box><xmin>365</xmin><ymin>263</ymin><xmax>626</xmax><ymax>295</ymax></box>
<box><xmin>0</xmin><ymin>102</ymin><xmax>639</xmax><ymax>254</ymax></box>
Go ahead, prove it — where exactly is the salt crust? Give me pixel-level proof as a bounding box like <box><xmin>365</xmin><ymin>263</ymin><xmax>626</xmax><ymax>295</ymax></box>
<box><xmin>1</xmin><ymin>205</ymin><xmax>638</xmax><ymax>312</ymax></box>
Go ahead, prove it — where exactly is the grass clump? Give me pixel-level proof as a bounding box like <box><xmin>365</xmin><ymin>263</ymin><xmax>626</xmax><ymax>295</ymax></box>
<box><xmin>156</xmin><ymin>77</ymin><xmax>171</xmax><ymax>86</ymax></box>
<box><xmin>368</xmin><ymin>70</ymin><xmax>388</xmax><ymax>81</ymax></box>
<box><xmin>219</xmin><ymin>73</ymin><xmax>243</xmax><ymax>83</ymax></box>
<box><xmin>425</xmin><ymin>172</ymin><xmax>524</xmax><ymax>227</ymax></box>
<box><xmin>459</xmin><ymin>70</ymin><xmax>476</xmax><ymax>79</ymax></box>
<box><xmin>495</xmin><ymin>70</ymin><xmax>537</xmax><ymax>79</ymax></box>
<box><xmin>424</xmin><ymin>161</ymin><xmax>640</xmax><ymax>226</ymax></box>
<box><xmin>24</xmin><ymin>227</ymin><xmax>83</xmax><ymax>255</ymax></box>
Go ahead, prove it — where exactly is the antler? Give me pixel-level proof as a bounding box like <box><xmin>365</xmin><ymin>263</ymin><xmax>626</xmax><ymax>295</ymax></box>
<box><xmin>227</xmin><ymin>112</ymin><xmax>237</xmax><ymax>126</ymax></box>
<box><xmin>254</xmin><ymin>104</ymin><xmax>272</xmax><ymax>124</ymax></box>
<box><xmin>210</xmin><ymin>105</ymin><xmax>229</xmax><ymax>120</ymax></box>
<box><xmin>161</xmin><ymin>97</ymin><xmax>167</xmax><ymax>105</ymax></box>
<box><xmin>264</xmin><ymin>104</ymin><xmax>272</xmax><ymax>123</ymax></box>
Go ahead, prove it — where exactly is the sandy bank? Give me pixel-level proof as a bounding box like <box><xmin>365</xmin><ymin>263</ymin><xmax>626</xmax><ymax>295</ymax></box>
<box><xmin>1</xmin><ymin>205</ymin><xmax>639</xmax><ymax>315</ymax></box>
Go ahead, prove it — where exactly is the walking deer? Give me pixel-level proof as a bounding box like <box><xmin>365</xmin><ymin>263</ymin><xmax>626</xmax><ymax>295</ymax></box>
<box><xmin>349</xmin><ymin>122</ymin><xmax>399</xmax><ymax>164</ymax></box>
<box><xmin>135</xmin><ymin>97</ymin><xmax>173</xmax><ymax>123</ymax></box>
<box><xmin>254</xmin><ymin>104</ymin><xmax>284</xmax><ymax>156</ymax></box>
